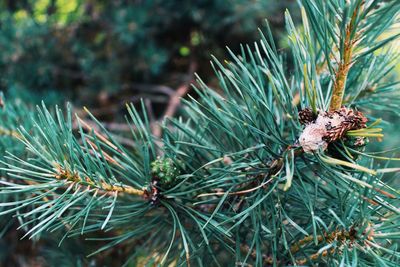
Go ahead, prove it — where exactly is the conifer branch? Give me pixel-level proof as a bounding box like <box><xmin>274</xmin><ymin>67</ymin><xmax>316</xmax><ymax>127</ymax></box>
<box><xmin>1</xmin><ymin>1</ymin><xmax>399</xmax><ymax>265</ymax></box>
<box><xmin>293</xmin><ymin>223</ymin><xmax>375</xmax><ymax>265</ymax></box>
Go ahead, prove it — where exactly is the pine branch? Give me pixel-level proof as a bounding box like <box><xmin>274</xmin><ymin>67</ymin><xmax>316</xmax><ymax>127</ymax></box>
<box><xmin>54</xmin><ymin>166</ymin><xmax>146</xmax><ymax>197</ymax></box>
<box><xmin>1</xmin><ymin>1</ymin><xmax>399</xmax><ymax>265</ymax></box>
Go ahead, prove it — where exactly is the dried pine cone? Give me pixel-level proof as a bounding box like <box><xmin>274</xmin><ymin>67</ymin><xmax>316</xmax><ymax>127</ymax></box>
<box><xmin>298</xmin><ymin>107</ymin><xmax>317</xmax><ymax>125</ymax></box>
<box><xmin>299</xmin><ymin>106</ymin><xmax>368</xmax><ymax>153</ymax></box>
<box><xmin>324</xmin><ymin>107</ymin><xmax>367</xmax><ymax>142</ymax></box>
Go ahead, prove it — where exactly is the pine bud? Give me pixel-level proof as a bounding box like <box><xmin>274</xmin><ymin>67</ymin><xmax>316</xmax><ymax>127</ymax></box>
<box><xmin>151</xmin><ymin>157</ymin><xmax>180</xmax><ymax>187</ymax></box>
<box><xmin>298</xmin><ymin>107</ymin><xmax>317</xmax><ymax>125</ymax></box>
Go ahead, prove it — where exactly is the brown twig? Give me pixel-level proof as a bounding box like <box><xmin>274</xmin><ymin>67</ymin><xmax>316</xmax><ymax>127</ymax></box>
<box><xmin>72</xmin><ymin>114</ymin><xmax>137</xmax><ymax>148</ymax></box>
<box><xmin>239</xmin><ymin>225</ymin><xmax>369</xmax><ymax>266</ymax></box>
<box><xmin>54</xmin><ymin>166</ymin><xmax>146</xmax><ymax>197</ymax></box>
<box><xmin>153</xmin><ymin>61</ymin><xmax>197</xmax><ymax>138</ymax></box>
<box><xmin>0</xmin><ymin>126</ymin><xmax>22</xmax><ymax>139</ymax></box>
<box><xmin>291</xmin><ymin>223</ymin><xmax>375</xmax><ymax>265</ymax></box>
<box><xmin>78</xmin><ymin>115</ymin><xmax>123</xmax><ymax>153</ymax></box>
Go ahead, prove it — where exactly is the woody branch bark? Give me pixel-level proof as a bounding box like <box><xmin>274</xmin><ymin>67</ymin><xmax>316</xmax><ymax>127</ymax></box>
<box><xmin>0</xmin><ymin>126</ymin><xmax>21</xmax><ymax>139</ymax></box>
<box><xmin>55</xmin><ymin>167</ymin><xmax>146</xmax><ymax>197</ymax></box>
<box><xmin>329</xmin><ymin>3</ymin><xmax>363</xmax><ymax>111</ymax></box>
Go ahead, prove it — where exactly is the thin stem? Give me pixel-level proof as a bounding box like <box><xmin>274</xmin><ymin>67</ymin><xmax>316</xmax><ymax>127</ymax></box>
<box><xmin>0</xmin><ymin>126</ymin><xmax>21</xmax><ymax>139</ymax></box>
<box><xmin>291</xmin><ymin>223</ymin><xmax>374</xmax><ymax>264</ymax></box>
<box><xmin>55</xmin><ymin>167</ymin><xmax>146</xmax><ymax>197</ymax></box>
<box><xmin>153</xmin><ymin>60</ymin><xmax>197</xmax><ymax>138</ymax></box>
<box><xmin>329</xmin><ymin>3</ymin><xmax>363</xmax><ymax>111</ymax></box>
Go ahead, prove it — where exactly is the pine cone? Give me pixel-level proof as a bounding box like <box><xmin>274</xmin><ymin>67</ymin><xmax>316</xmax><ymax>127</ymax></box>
<box><xmin>298</xmin><ymin>108</ymin><xmax>317</xmax><ymax>125</ymax></box>
<box><xmin>151</xmin><ymin>157</ymin><xmax>180</xmax><ymax>187</ymax></box>
<box><xmin>298</xmin><ymin>106</ymin><xmax>368</xmax><ymax>153</ymax></box>
<box><xmin>324</xmin><ymin>108</ymin><xmax>367</xmax><ymax>142</ymax></box>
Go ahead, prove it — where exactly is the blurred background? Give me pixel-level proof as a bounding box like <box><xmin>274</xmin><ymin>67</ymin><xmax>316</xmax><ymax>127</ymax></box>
<box><xmin>0</xmin><ymin>1</ymin><xmax>398</xmax><ymax>266</ymax></box>
<box><xmin>0</xmin><ymin>0</ymin><xmax>299</xmax><ymax>120</ymax></box>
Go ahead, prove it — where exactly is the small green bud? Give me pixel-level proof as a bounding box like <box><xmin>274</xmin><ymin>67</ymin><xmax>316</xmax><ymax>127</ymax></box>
<box><xmin>151</xmin><ymin>157</ymin><xmax>180</xmax><ymax>187</ymax></box>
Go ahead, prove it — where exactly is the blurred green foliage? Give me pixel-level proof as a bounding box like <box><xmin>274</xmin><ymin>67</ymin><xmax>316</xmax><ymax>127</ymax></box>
<box><xmin>0</xmin><ymin>0</ymin><xmax>297</xmax><ymax>103</ymax></box>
